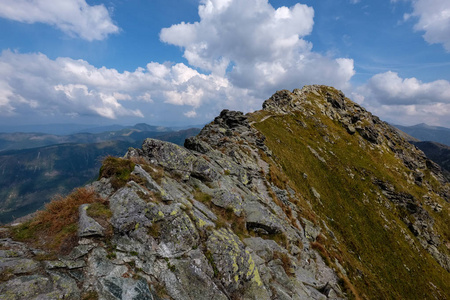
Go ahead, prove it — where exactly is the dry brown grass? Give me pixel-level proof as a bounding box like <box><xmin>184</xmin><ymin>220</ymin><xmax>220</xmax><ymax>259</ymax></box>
<box><xmin>12</xmin><ymin>187</ymin><xmax>106</xmax><ymax>253</ymax></box>
<box><xmin>273</xmin><ymin>251</ymin><xmax>294</xmax><ymax>276</ymax></box>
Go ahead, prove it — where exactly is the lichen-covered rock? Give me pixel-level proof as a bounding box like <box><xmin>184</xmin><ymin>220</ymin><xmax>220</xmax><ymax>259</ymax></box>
<box><xmin>206</xmin><ymin>228</ymin><xmax>269</xmax><ymax>298</ymax></box>
<box><xmin>154</xmin><ymin>209</ymin><xmax>199</xmax><ymax>258</ymax></box>
<box><xmin>0</xmin><ymin>275</ymin><xmax>52</xmax><ymax>300</ymax></box>
<box><xmin>78</xmin><ymin>204</ymin><xmax>105</xmax><ymax>237</ymax></box>
<box><xmin>109</xmin><ymin>186</ymin><xmax>152</xmax><ymax>232</ymax></box>
<box><xmin>160</xmin><ymin>250</ymin><xmax>228</xmax><ymax>300</ymax></box>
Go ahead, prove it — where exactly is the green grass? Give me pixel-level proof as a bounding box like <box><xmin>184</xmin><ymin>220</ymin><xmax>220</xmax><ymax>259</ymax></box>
<box><xmin>87</xmin><ymin>202</ymin><xmax>112</xmax><ymax>219</ymax></box>
<box><xmin>251</xmin><ymin>87</ymin><xmax>450</xmax><ymax>299</ymax></box>
<box><xmin>98</xmin><ymin>156</ymin><xmax>135</xmax><ymax>189</ymax></box>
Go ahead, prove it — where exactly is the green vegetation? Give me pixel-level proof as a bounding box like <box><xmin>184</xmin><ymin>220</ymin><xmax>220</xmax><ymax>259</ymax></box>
<box><xmin>87</xmin><ymin>202</ymin><xmax>112</xmax><ymax>219</ymax></box>
<box><xmin>193</xmin><ymin>190</ymin><xmax>212</xmax><ymax>203</ymax></box>
<box><xmin>0</xmin><ymin>268</ymin><xmax>14</xmax><ymax>282</ymax></box>
<box><xmin>251</xmin><ymin>87</ymin><xmax>450</xmax><ymax>299</ymax></box>
<box><xmin>99</xmin><ymin>156</ymin><xmax>135</xmax><ymax>189</ymax></box>
<box><xmin>81</xmin><ymin>291</ymin><xmax>99</xmax><ymax>300</ymax></box>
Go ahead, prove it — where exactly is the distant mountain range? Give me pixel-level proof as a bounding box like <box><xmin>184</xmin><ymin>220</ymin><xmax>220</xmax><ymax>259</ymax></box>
<box><xmin>394</xmin><ymin>123</ymin><xmax>450</xmax><ymax>146</ymax></box>
<box><xmin>393</xmin><ymin>123</ymin><xmax>450</xmax><ymax>180</ymax></box>
<box><xmin>0</xmin><ymin>123</ymin><xmax>176</xmax><ymax>152</ymax></box>
<box><xmin>411</xmin><ymin>141</ymin><xmax>450</xmax><ymax>180</ymax></box>
<box><xmin>0</xmin><ymin>125</ymin><xmax>200</xmax><ymax>224</ymax></box>
<box><xmin>0</xmin><ymin>122</ymin><xmax>206</xmax><ymax>136</ymax></box>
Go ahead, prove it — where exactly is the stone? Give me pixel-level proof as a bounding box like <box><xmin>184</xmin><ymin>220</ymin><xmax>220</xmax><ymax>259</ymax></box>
<box><xmin>156</xmin><ymin>211</ymin><xmax>199</xmax><ymax>258</ymax></box>
<box><xmin>87</xmin><ymin>177</ymin><xmax>114</xmax><ymax>199</ymax></box>
<box><xmin>99</xmin><ymin>277</ymin><xmax>154</xmax><ymax>300</ymax></box>
<box><xmin>212</xmin><ymin>189</ymin><xmax>243</xmax><ymax>215</ymax></box>
<box><xmin>244</xmin><ymin>202</ymin><xmax>284</xmax><ymax>234</ymax></box>
<box><xmin>0</xmin><ymin>275</ymin><xmax>52</xmax><ymax>299</ymax></box>
<box><xmin>109</xmin><ymin>186</ymin><xmax>152</xmax><ymax>232</ymax></box>
<box><xmin>131</xmin><ymin>165</ymin><xmax>174</xmax><ymax>202</ymax></box>
<box><xmin>160</xmin><ymin>251</ymin><xmax>228</xmax><ymax>300</ymax></box>
<box><xmin>0</xmin><ymin>258</ymin><xmax>41</xmax><ymax>275</ymax></box>
<box><xmin>78</xmin><ymin>204</ymin><xmax>105</xmax><ymax>237</ymax></box>
<box><xmin>206</xmin><ymin>228</ymin><xmax>267</xmax><ymax>296</ymax></box>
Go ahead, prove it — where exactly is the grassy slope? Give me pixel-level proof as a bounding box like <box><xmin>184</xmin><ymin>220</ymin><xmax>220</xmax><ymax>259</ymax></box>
<box><xmin>250</xmin><ymin>89</ymin><xmax>450</xmax><ymax>299</ymax></box>
<box><xmin>0</xmin><ymin>128</ymin><xmax>200</xmax><ymax>224</ymax></box>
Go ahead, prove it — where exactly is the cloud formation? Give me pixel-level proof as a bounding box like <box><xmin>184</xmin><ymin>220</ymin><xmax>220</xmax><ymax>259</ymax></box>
<box><xmin>0</xmin><ymin>50</ymin><xmax>258</xmax><ymax>123</ymax></box>
<box><xmin>357</xmin><ymin>71</ymin><xmax>450</xmax><ymax>126</ymax></box>
<box><xmin>0</xmin><ymin>0</ymin><xmax>119</xmax><ymax>40</ymax></box>
<box><xmin>0</xmin><ymin>0</ymin><xmax>357</xmax><ymax>125</ymax></box>
<box><xmin>402</xmin><ymin>0</ymin><xmax>450</xmax><ymax>51</ymax></box>
<box><xmin>160</xmin><ymin>0</ymin><xmax>354</xmax><ymax>96</ymax></box>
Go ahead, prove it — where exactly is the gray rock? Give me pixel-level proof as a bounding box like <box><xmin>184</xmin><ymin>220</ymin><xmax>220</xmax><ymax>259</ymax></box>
<box><xmin>160</xmin><ymin>251</ymin><xmax>228</xmax><ymax>300</ymax></box>
<box><xmin>78</xmin><ymin>204</ymin><xmax>105</xmax><ymax>237</ymax></box>
<box><xmin>192</xmin><ymin>199</ymin><xmax>218</xmax><ymax>222</ymax></box>
<box><xmin>131</xmin><ymin>165</ymin><xmax>174</xmax><ymax>202</ymax></box>
<box><xmin>244</xmin><ymin>202</ymin><xmax>284</xmax><ymax>234</ymax></box>
<box><xmin>0</xmin><ymin>275</ymin><xmax>52</xmax><ymax>299</ymax></box>
<box><xmin>156</xmin><ymin>210</ymin><xmax>199</xmax><ymax>258</ymax></box>
<box><xmin>43</xmin><ymin>260</ymin><xmax>66</xmax><ymax>270</ymax></box>
<box><xmin>45</xmin><ymin>271</ymin><xmax>81</xmax><ymax>299</ymax></box>
<box><xmin>87</xmin><ymin>177</ymin><xmax>114</xmax><ymax>199</ymax></box>
<box><xmin>206</xmin><ymin>228</ymin><xmax>267</xmax><ymax>296</ymax></box>
<box><xmin>99</xmin><ymin>277</ymin><xmax>154</xmax><ymax>300</ymax></box>
<box><xmin>303</xmin><ymin>218</ymin><xmax>321</xmax><ymax>241</ymax></box>
<box><xmin>212</xmin><ymin>189</ymin><xmax>243</xmax><ymax>215</ymax></box>
<box><xmin>109</xmin><ymin>186</ymin><xmax>152</xmax><ymax>232</ymax></box>
<box><xmin>86</xmin><ymin>247</ymin><xmax>128</xmax><ymax>279</ymax></box>
<box><xmin>65</xmin><ymin>244</ymin><xmax>94</xmax><ymax>260</ymax></box>
<box><xmin>0</xmin><ymin>258</ymin><xmax>41</xmax><ymax>275</ymax></box>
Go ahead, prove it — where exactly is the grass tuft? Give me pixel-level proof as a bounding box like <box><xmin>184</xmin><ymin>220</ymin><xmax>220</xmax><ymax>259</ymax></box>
<box><xmin>12</xmin><ymin>187</ymin><xmax>105</xmax><ymax>253</ymax></box>
<box><xmin>99</xmin><ymin>156</ymin><xmax>135</xmax><ymax>189</ymax></box>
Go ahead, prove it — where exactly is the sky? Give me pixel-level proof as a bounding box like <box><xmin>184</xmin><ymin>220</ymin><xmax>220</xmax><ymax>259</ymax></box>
<box><xmin>0</xmin><ymin>0</ymin><xmax>450</xmax><ymax>128</ymax></box>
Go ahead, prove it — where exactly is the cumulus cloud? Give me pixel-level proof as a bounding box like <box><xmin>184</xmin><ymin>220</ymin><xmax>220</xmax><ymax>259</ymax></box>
<box><xmin>361</xmin><ymin>71</ymin><xmax>450</xmax><ymax>105</ymax></box>
<box><xmin>356</xmin><ymin>71</ymin><xmax>450</xmax><ymax>126</ymax></box>
<box><xmin>160</xmin><ymin>0</ymin><xmax>354</xmax><ymax>95</ymax></box>
<box><xmin>0</xmin><ymin>0</ymin><xmax>119</xmax><ymax>40</ymax></box>
<box><xmin>400</xmin><ymin>0</ymin><xmax>450</xmax><ymax>51</ymax></box>
<box><xmin>0</xmin><ymin>50</ymin><xmax>259</xmax><ymax>123</ymax></box>
<box><xmin>0</xmin><ymin>0</ymin><xmax>357</xmax><ymax>125</ymax></box>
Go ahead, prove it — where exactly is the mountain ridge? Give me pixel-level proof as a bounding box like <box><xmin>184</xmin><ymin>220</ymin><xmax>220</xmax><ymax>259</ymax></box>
<box><xmin>394</xmin><ymin>123</ymin><xmax>450</xmax><ymax>146</ymax></box>
<box><xmin>1</xmin><ymin>85</ymin><xmax>449</xmax><ymax>299</ymax></box>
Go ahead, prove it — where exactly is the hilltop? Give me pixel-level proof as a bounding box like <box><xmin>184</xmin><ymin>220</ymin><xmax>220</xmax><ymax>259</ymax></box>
<box><xmin>0</xmin><ymin>85</ymin><xmax>448</xmax><ymax>300</ymax></box>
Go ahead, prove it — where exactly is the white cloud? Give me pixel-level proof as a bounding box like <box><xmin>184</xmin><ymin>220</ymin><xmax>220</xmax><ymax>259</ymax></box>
<box><xmin>184</xmin><ymin>110</ymin><xmax>198</xmax><ymax>118</ymax></box>
<box><xmin>0</xmin><ymin>0</ymin><xmax>358</xmax><ymax>125</ymax></box>
<box><xmin>0</xmin><ymin>0</ymin><xmax>119</xmax><ymax>40</ymax></box>
<box><xmin>400</xmin><ymin>0</ymin><xmax>450</xmax><ymax>51</ymax></box>
<box><xmin>160</xmin><ymin>0</ymin><xmax>354</xmax><ymax>95</ymax></box>
<box><xmin>0</xmin><ymin>50</ymin><xmax>259</xmax><ymax>123</ymax></box>
<box><xmin>361</xmin><ymin>71</ymin><xmax>450</xmax><ymax>105</ymax></box>
<box><xmin>356</xmin><ymin>71</ymin><xmax>450</xmax><ymax>127</ymax></box>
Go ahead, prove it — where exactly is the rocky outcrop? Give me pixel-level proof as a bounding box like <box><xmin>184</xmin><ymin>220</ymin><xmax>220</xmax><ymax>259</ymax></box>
<box><xmin>1</xmin><ymin>85</ymin><xmax>449</xmax><ymax>299</ymax></box>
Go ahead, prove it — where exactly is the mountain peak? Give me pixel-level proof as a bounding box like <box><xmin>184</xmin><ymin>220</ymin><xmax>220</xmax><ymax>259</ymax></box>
<box><xmin>2</xmin><ymin>85</ymin><xmax>449</xmax><ymax>299</ymax></box>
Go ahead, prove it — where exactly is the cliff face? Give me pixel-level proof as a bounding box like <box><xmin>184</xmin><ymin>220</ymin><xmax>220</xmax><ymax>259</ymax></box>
<box><xmin>1</xmin><ymin>85</ymin><xmax>449</xmax><ymax>300</ymax></box>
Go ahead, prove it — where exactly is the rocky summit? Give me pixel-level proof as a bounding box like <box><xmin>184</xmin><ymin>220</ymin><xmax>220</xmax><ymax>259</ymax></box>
<box><xmin>1</xmin><ymin>85</ymin><xmax>449</xmax><ymax>300</ymax></box>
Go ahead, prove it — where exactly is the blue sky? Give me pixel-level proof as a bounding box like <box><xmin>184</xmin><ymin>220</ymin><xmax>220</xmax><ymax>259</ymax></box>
<box><xmin>0</xmin><ymin>0</ymin><xmax>449</xmax><ymax>128</ymax></box>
